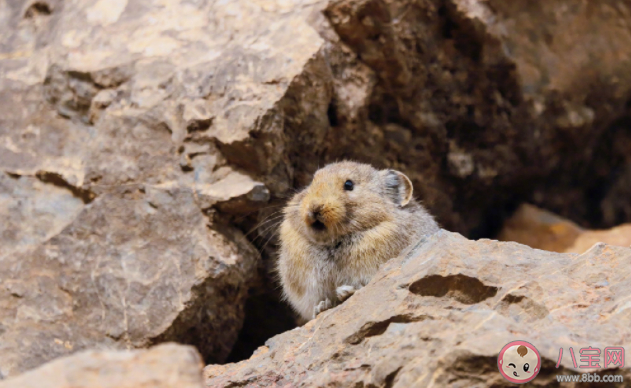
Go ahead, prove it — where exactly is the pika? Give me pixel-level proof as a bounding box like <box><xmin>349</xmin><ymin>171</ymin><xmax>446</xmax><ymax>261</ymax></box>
<box><xmin>277</xmin><ymin>161</ymin><xmax>439</xmax><ymax>321</ymax></box>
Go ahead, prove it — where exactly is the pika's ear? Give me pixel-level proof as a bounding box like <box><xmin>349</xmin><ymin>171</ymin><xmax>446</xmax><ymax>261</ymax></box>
<box><xmin>382</xmin><ymin>169</ymin><xmax>414</xmax><ymax>206</ymax></box>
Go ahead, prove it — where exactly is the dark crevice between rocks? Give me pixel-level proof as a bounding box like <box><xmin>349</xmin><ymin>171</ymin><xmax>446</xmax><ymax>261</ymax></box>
<box><xmin>35</xmin><ymin>171</ymin><xmax>96</xmax><ymax>204</ymax></box>
<box><xmin>528</xmin><ymin>113</ymin><xmax>631</xmax><ymax>230</ymax></box>
<box><xmin>438</xmin><ymin>3</ymin><xmax>482</xmax><ymax>63</ymax></box>
<box><xmin>225</xmin><ymin>289</ymin><xmax>297</xmax><ymax>363</ymax></box>
<box><xmin>24</xmin><ymin>2</ymin><xmax>52</xmax><ymax>19</ymax></box>
<box><xmin>327</xmin><ymin>99</ymin><xmax>340</xmax><ymax>127</ymax></box>
<box><xmin>187</xmin><ymin>118</ymin><xmax>213</xmax><ymax>133</ymax></box>
<box><xmin>5</xmin><ymin>172</ymin><xmax>21</xmax><ymax>180</ymax></box>
<box><xmin>149</xmin><ymin>267</ymin><xmax>247</xmax><ymax>364</ymax></box>
<box><xmin>409</xmin><ymin>274</ymin><xmax>498</xmax><ymax>305</ymax></box>
<box><xmin>446</xmin><ymin>354</ymin><xmax>506</xmax><ymax>386</ymax></box>
<box><xmin>207</xmin><ymin>199</ymin><xmax>298</xmax><ymax>364</ymax></box>
<box><xmin>384</xmin><ymin>367</ymin><xmax>402</xmax><ymax>388</ymax></box>
<box><xmin>465</xmin><ymin>193</ymin><xmax>522</xmax><ymax>240</ymax></box>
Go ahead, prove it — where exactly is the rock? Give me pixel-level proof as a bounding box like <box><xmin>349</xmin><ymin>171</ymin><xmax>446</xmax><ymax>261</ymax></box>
<box><xmin>568</xmin><ymin>225</ymin><xmax>631</xmax><ymax>254</ymax></box>
<box><xmin>0</xmin><ymin>173</ymin><xmax>85</xmax><ymax>257</ymax></box>
<box><xmin>196</xmin><ymin>168</ymin><xmax>271</xmax><ymax>215</ymax></box>
<box><xmin>205</xmin><ymin>231</ymin><xmax>631</xmax><ymax>387</ymax></box>
<box><xmin>0</xmin><ymin>343</ymin><xmax>204</xmax><ymax>388</ymax></box>
<box><xmin>499</xmin><ymin>204</ymin><xmax>631</xmax><ymax>253</ymax></box>
<box><xmin>497</xmin><ymin>204</ymin><xmax>585</xmax><ymax>253</ymax></box>
<box><xmin>0</xmin><ymin>185</ymin><xmax>258</xmax><ymax>377</ymax></box>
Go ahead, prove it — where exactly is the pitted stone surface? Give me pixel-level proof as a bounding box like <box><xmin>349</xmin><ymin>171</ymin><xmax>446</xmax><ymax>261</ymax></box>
<box><xmin>205</xmin><ymin>231</ymin><xmax>631</xmax><ymax>387</ymax></box>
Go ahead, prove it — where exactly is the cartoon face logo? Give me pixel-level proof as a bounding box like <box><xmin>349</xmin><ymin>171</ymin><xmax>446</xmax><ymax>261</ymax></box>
<box><xmin>498</xmin><ymin>341</ymin><xmax>541</xmax><ymax>384</ymax></box>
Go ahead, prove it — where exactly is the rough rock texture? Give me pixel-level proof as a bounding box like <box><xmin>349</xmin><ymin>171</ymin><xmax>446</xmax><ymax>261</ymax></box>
<box><xmin>4</xmin><ymin>0</ymin><xmax>631</xmax><ymax>379</ymax></box>
<box><xmin>0</xmin><ymin>184</ymin><xmax>258</xmax><ymax>376</ymax></box>
<box><xmin>0</xmin><ymin>343</ymin><xmax>204</xmax><ymax>388</ymax></box>
<box><xmin>205</xmin><ymin>230</ymin><xmax>631</xmax><ymax>387</ymax></box>
<box><xmin>310</xmin><ymin>0</ymin><xmax>631</xmax><ymax>237</ymax></box>
<box><xmin>499</xmin><ymin>203</ymin><xmax>631</xmax><ymax>253</ymax></box>
<box><xmin>0</xmin><ymin>0</ymin><xmax>295</xmax><ymax>376</ymax></box>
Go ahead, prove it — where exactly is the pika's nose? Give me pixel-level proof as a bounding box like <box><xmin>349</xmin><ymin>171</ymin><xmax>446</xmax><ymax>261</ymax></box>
<box><xmin>308</xmin><ymin>204</ymin><xmax>323</xmax><ymax>222</ymax></box>
<box><xmin>307</xmin><ymin>204</ymin><xmax>326</xmax><ymax>231</ymax></box>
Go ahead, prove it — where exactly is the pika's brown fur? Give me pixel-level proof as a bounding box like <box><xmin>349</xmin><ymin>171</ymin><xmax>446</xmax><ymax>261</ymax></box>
<box><xmin>277</xmin><ymin>161</ymin><xmax>439</xmax><ymax>320</ymax></box>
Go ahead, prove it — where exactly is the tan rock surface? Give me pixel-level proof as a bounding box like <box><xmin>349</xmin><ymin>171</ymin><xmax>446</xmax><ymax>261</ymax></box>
<box><xmin>498</xmin><ymin>204</ymin><xmax>586</xmax><ymax>253</ymax></box>
<box><xmin>499</xmin><ymin>204</ymin><xmax>631</xmax><ymax>253</ymax></box>
<box><xmin>0</xmin><ymin>343</ymin><xmax>204</xmax><ymax>388</ymax></box>
<box><xmin>569</xmin><ymin>224</ymin><xmax>631</xmax><ymax>254</ymax></box>
<box><xmin>205</xmin><ymin>231</ymin><xmax>631</xmax><ymax>387</ymax></box>
<box><xmin>0</xmin><ymin>185</ymin><xmax>259</xmax><ymax>376</ymax></box>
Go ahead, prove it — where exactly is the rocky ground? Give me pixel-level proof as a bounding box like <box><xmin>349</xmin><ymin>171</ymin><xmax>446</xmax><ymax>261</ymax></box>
<box><xmin>205</xmin><ymin>231</ymin><xmax>631</xmax><ymax>387</ymax></box>
<box><xmin>1</xmin><ymin>0</ymin><xmax>631</xmax><ymax>386</ymax></box>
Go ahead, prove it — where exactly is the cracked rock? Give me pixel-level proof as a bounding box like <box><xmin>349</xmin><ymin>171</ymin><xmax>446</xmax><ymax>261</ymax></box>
<box><xmin>205</xmin><ymin>231</ymin><xmax>631</xmax><ymax>387</ymax></box>
<box><xmin>0</xmin><ymin>185</ymin><xmax>257</xmax><ymax>376</ymax></box>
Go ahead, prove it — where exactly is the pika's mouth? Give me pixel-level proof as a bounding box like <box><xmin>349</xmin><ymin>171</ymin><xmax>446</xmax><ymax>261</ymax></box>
<box><xmin>513</xmin><ymin>372</ymin><xmax>519</xmax><ymax>377</ymax></box>
<box><xmin>310</xmin><ymin>220</ymin><xmax>326</xmax><ymax>232</ymax></box>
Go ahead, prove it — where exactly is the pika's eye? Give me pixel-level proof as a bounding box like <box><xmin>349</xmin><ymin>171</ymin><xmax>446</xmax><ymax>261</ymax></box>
<box><xmin>344</xmin><ymin>180</ymin><xmax>354</xmax><ymax>191</ymax></box>
<box><xmin>523</xmin><ymin>363</ymin><xmax>530</xmax><ymax>372</ymax></box>
<box><xmin>508</xmin><ymin>363</ymin><xmax>516</xmax><ymax>368</ymax></box>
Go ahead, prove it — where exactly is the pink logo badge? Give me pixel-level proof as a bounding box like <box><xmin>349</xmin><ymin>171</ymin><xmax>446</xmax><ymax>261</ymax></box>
<box><xmin>498</xmin><ymin>341</ymin><xmax>541</xmax><ymax>384</ymax></box>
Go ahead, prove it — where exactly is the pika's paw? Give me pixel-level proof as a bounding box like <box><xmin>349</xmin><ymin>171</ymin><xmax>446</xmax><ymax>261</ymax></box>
<box><xmin>336</xmin><ymin>285</ymin><xmax>356</xmax><ymax>302</ymax></box>
<box><xmin>313</xmin><ymin>298</ymin><xmax>333</xmax><ymax>319</ymax></box>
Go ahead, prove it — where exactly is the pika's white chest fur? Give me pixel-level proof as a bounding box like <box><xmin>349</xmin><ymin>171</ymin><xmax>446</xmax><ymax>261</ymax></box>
<box><xmin>278</xmin><ymin>219</ymin><xmax>414</xmax><ymax>320</ymax></box>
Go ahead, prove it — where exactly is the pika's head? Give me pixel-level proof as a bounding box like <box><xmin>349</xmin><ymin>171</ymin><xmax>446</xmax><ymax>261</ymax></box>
<box><xmin>285</xmin><ymin>161</ymin><xmax>414</xmax><ymax>245</ymax></box>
